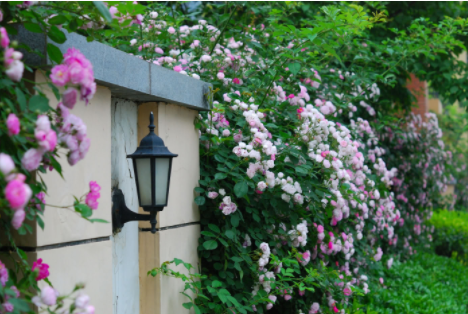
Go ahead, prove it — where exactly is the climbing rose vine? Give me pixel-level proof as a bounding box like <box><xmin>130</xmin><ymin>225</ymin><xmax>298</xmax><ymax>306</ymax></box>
<box><xmin>115</xmin><ymin>2</ymin><xmax>461</xmax><ymax>313</ymax></box>
<box><xmin>0</xmin><ymin>2</ymin><xmax>113</xmax><ymax>313</ymax></box>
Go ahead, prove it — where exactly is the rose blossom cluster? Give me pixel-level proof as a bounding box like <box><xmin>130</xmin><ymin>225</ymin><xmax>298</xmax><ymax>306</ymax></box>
<box><xmin>56</xmin><ymin>103</ymin><xmax>91</xmax><ymax>166</ymax></box>
<box><xmin>3</xmin><ymin>171</ymin><xmax>32</xmax><ymax>229</ymax></box>
<box><xmin>32</xmin><ymin>258</ymin><xmax>50</xmax><ymax>281</ymax></box>
<box><xmin>218</xmin><ymin>196</ymin><xmax>237</xmax><ymax>215</ymax></box>
<box><xmin>124</xmin><ymin>11</ymin><xmax>459</xmax><ymax>311</ymax></box>
<box><xmin>50</xmin><ymin>48</ymin><xmax>97</xmax><ymax>107</ymax></box>
<box><xmin>0</xmin><ymin>260</ymin><xmax>20</xmax><ymax>313</ymax></box>
<box><xmin>85</xmin><ymin>181</ymin><xmax>101</xmax><ymax>210</ymax></box>
<box><xmin>22</xmin><ymin>115</ymin><xmax>58</xmax><ymax>171</ymax></box>
<box><xmin>1</xmin><ymin>27</ymin><xmax>25</xmax><ymax>82</ymax></box>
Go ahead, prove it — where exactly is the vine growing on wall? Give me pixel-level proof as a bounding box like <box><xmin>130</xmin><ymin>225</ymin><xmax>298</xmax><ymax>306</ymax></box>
<box><xmin>0</xmin><ymin>2</ymin><xmax>135</xmax><ymax>313</ymax></box>
<box><xmin>101</xmin><ymin>2</ymin><xmax>464</xmax><ymax>313</ymax></box>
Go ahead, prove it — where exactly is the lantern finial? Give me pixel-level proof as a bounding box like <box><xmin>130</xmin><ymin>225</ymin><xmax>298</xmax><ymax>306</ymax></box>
<box><xmin>149</xmin><ymin>112</ymin><xmax>155</xmax><ymax>133</ymax></box>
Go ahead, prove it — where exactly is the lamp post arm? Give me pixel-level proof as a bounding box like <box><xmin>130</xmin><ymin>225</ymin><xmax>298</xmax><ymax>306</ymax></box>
<box><xmin>112</xmin><ymin>189</ymin><xmax>158</xmax><ymax>234</ymax></box>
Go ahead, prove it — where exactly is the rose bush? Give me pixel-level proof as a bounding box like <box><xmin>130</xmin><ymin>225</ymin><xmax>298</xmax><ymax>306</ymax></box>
<box><xmin>106</xmin><ymin>2</ymin><xmax>466</xmax><ymax>313</ymax></box>
<box><xmin>1</xmin><ymin>1</ymin><xmax>465</xmax><ymax>314</ymax></box>
<box><xmin>0</xmin><ymin>2</ymin><xmax>120</xmax><ymax>313</ymax></box>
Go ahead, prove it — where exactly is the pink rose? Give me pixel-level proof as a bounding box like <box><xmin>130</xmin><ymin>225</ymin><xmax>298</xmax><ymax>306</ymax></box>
<box><xmin>0</xmin><ymin>27</ymin><xmax>9</xmax><ymax>48</ymax></box>
<box><xmin>50</xmin><ymin>64</ymin><xmax>69</xmax><ymax>87</ymax></box>
<box><xmin>68</xmin><ymin>62</ymin><xmax>86</xmax><ymax>85</ymax></box>
<box><xmin>155</xmin><ymin>47</ymin><xmax>164</xmax><ymax>54</ymax></box>
<box><xmin>5</xmin><ymin>60</ymin><xmax>24</xmax><ymax>82</ymax></box>
<box><xmin>173</xmin><ymin>65</ymin><xmax>182</xmax><ymax>72</ymax></box>
<box><xmin>2</xmin><ymin>302</ymin><xmax>13</xmax><ymax>312</ymax></box>
<box><xmin>75</xmin><ymin>294</ymin><xmax>90</xmax><ymax>309</ymax></box>
<box><xmin>109</xmin><ymin>6</ymin><xmax>118</xmax><ymax>19</ymax></box>
<box><xmin>343</xmin><ymin>286</ymin><xmax>352</xmax><ymax>296</ymax></box>
<box><xmin>5</xmin><ymin>179</ymin><xmax>32</xmax><ymax>209</ymax></box>
<box><xmin>207</xmin><ymin>192</ymin><xmax>218</xmax><ymax>199</ymax></box>
<box><xmin>6</xmin><ymin>114</ymin><xmax>20</xmax><ymax>135</ymax></box>
<box><xmin>36</xmin><ymin>115</ymin><xmax>51</xmax><ymax>132</ymax></box>
<box><xmin>0</xmin><ymin>153</ymin><xmax>15</xmax><ymax>176</ymax></box>
<box><xmin>21</xmin><ymin>148</ymin><xmax>44</xmax><ymax>171</ymax></box>
<box><xmin>232</xmin><ymin>78</ymin><xmax>240</xmax><ymax>85</ymax></box>
<box><xmin>85</xmin><ymin>181</ymin><xmax>101</xmax><ymax>210</ymax></box>
<box><xmin>62</xmin><ymin>87</ymin><xmax>78</xmax><ymax>109</ymax></box>
<box><xmin>80</xmin><ymin>81</ymin><xmax>96</xmax><ymax>104</ymax></box>
<box><xmin>40</xmin><ymin>285</ymin><xmax>57</xmax><ymax>306</ymax></box>
<box><xmin>217</xmin><ymin>72</ymin><xmax>225</xmax><ymax>80</ymax></box>
<box><xmin>34</xmin><ymin>192</ymin><xmax>46</xmax><ymax>211</ymax></box>
<box><xmin>11</xmin><ymin>209</ymin><xmax>25</xmax><ymax>229</ymax></box>
<box><xmin>32</xmin><ymin>258</ymin><xmax>50</xmax><ymax>281</ymax></box>
<box><xmin>168</xmin><ymin>27</ymin><xmax>176</xmax><ymax>34</ymax></box>
<box><xmin>44</xmin><ymin>130</ymin><xmax>57</xmax><ymax>152</ymax></box>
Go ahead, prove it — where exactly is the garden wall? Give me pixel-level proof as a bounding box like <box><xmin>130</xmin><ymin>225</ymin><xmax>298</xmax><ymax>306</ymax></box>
<box><xmin>11</xmin><ymin>26</ymin><xmax>211</xmax><ymax>314</ymax></box>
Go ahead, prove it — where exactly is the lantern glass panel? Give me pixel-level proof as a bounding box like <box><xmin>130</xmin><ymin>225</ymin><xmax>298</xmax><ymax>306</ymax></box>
<box><xmin>154</xmin><ymin>158</ymin><xmax>170</xmax><ymax>205</ymax></box>
<box><xmin>136</xmin><ymin>158</ymin><xmax>152</xmax><ymax>206</ymax></box>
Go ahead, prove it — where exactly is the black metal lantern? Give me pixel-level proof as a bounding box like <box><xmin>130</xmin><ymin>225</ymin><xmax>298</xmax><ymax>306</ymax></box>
<box><xmin>112</xmin><ymin>112</ymin><xmax>178</xmax><ymax>234</ymax></box>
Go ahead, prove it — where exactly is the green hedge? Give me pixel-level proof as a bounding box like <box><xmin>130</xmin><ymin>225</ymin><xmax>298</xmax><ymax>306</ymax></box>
<box><xmin>363</xmin><ymin>253</ymin><xmax>468</xmax><ymax>313</ymax></box>
<box><xmin>428</xmin><ymin>210</ymin><xmax>468</xmax><ymax>263</ymax></box>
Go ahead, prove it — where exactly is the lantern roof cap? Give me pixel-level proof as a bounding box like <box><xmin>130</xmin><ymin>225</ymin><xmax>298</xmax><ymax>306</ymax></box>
<box><xmin>127</xmin><ymin>112</ymin><xmax>178</xmax><ymax>158</ymax></box>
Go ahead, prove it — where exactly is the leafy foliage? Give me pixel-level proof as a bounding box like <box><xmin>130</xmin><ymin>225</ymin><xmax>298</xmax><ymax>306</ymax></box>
<box><xmin>428</xmin><ymin>210</ymin><xmax>468</xmax><ymax>264</ymax></box>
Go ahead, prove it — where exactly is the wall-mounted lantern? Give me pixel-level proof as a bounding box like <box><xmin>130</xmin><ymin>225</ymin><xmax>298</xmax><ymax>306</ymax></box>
<box><xmin>112</xmin><ymin>112</ymin><xmax>178</xmax><ymax>234</ymax></box>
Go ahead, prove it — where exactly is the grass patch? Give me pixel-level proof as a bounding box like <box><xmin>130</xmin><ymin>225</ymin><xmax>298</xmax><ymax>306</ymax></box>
<box><xmin>363</xmin><ymin>253</ymin><xmax>468</xmax><ymax>314</ymax></box>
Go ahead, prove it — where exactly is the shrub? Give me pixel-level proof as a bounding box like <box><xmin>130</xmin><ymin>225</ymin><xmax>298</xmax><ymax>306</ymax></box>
<box><xmin>124</xmin><ymin>2</ymin><xmax>464</xmax><ymax>313</ymax></box>
<box><xmin>428</xmin><ymin>210</ymin><xmax>468</xmax><ymax>263</ymax></box>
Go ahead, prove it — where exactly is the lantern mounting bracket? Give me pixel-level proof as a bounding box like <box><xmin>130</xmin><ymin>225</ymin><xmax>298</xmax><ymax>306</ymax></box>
<box><xmin>112</xmin><ymin>189</ymin><xmax>159</xmax><ymax>234</ymax></box>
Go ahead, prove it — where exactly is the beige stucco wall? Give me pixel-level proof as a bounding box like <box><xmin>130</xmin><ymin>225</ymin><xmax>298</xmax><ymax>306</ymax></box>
<box><xmin>139</xmin><ymin>102</ymin><xmax>200</xmax><ymax>314</ymax></box>
<box><xmin>158</xmin><ymin>103</ymin><xmax>200</xmax><ymax>228</ymax></box>
<box><xmin>33</xmin><ymin>72</ymin><xmax>112</xmax><ymax>246</ymax></box>
<box><xmin>159</xmin><ymin>225</ymin><xmax>199</xmax><ymax>314</ymax></box>
<box><xmin>37</xmin><ymin>240</ymin><xmax>112</xmax><ymax>313</ymax></box>
<box><xmin>15</xmin><ymin>73</ymin><xmax>115</xmax><ymax>314</ymax></box>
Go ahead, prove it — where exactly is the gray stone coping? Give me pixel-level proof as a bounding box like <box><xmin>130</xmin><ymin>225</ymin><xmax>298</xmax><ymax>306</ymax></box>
<box><xmin>13</xmin><ymin>25</ymin><xmax>211</xmax><ymax>111</ymax></box>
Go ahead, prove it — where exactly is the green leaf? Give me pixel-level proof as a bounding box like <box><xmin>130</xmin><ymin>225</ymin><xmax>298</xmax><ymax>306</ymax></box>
<box><xmin>8</xmin><ymin>299</ymin><xmax>30</xmax><ymax>312</ymax></box>
<box><xmin>231</xmin><ymin>213</ymin><xmax>240</xmax><ymax>228</ymax></box>
<box><xmin>201</xmin><ymin>231</ymin><xmax>216</xmax><ymax>237</ymax></box>
<box><xmin>287</xmin><ymin>62</ymin><xmax>301</xmax><ymax>75</ymax></box>
<box><xmin>93</xmin><ymin>1</ymin><xmax>113</xmax><ymax>23</ymax></box>
<box><xmin>29</xmin><ymin>95</ymin><xmax>50</xmax><ymax>112</ymax></box>
<box><xmin>217</xmin><ymin>289</ymin><xmax>231</xmax><ymax>303</ymax></box>
<box><xmin>194</xmin><ymin>187</ymin><xmax>205</xmax><ymax>193</ymax></box>
<box><xmin>234</xmin><ymin>181</ymin><xmax>248</xmax><ymax>198</ymax></box>
<box><xmin>225</xmin><ymin>230</ymin><xmax>235</xmax><ymax>239</ymax></box>
<box><xmin>48</xmin><ymin>15</ymin><xmax>68</xmax><ymax>25</ymax></box>
<box><xmin>24</xmin><ymin>22</ymin><xmax>43</xmax><ymax>33</ymax></box>
<box><xmin>182</xmin><ymin>302</ymin><xmax>193</xmax><ymax>310</ymax></box>
<box><xmin>215</xmin><ymin>173</ymin><xmax>227</xmax><ymax>181</ymax></box>
<box><xmin>88</xmin><ymin>218</ymin><xmax>109</xmax><ymax>223</ymax></box>
<box><xmin>75</xmin><ymin>204</ymin><xmax>93</xmax><ymax>218</ymax></box>
<box><xmin>48</xmin><ymin>26</ymin><xmax>67</xmax><ymax>44</ymax></box>
<box><xmin>194</xmin><ymin>196</ymin><xmax>206</xmax><ymax>206</ymax></box>
<box><xmin>208</xmin><ymin>224</ymin><xmax>220</xmax><ymax>233</ymax></box>
<box><xmin>193</xmin><ymin>304</ymin><xmax>202</xmax><ymax>314</ymax></box>
<box><xmin>212</xmin><ymin>280</ymin><xmax>222</xmax><ymax>288</ymax></box>
<box><xmin>47</xmin><ymin>43</ymin><xmax>64</xmax><ymax>64</ymax></box>
<box><xmin>36</xmin><ymin>215</ymin><xmax>45</xmax><ymax>230</ymax></box>
<box><xmin>15</xmin><ymin>87</ymin><xmax>27</xmax><ymax>111</ymax></box>
<box><xmin>69</xmin><ymin>18</ymin><xmax>79</xmax><ymax>31</ymax></box>
<box><xmin>203</xmin><ymin>240</ymin><xmax>218</xmax><ymax>250</ymax></box>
